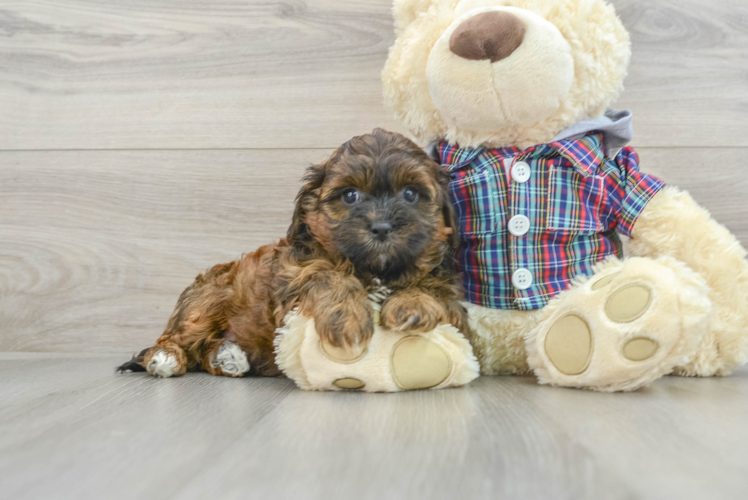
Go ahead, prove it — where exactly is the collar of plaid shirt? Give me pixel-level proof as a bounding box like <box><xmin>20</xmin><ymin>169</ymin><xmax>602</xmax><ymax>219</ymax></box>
<box><xmin>434</xmin><ymin>110</ymin><xmax>665</xmax><ymax>310</ymax></box>
<box><xmin>429</xmin><ymin>109</ymin><xmax>634</xmax><ymax>175</ymax></box>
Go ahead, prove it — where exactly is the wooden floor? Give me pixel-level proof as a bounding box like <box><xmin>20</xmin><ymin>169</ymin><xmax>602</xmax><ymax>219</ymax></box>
<box><xmin>1</xmin><ymin>353</ymin><xmax>747</xmax><ymax>500</ymax></box>
<box><xmin>2</xmin><ymin>0</ymin><xmax>748</xmax><ymax>498</ymax></box>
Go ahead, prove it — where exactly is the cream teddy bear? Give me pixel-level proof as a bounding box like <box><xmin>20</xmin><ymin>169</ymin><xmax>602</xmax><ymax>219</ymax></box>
<box><xmin>380</xmin><ymin>0</ymin><xmax>748</xmax><ymax>391</ymax></box>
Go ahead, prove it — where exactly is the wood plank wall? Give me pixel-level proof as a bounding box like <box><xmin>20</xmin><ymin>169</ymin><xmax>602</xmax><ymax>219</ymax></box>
<box><xmin>1</xmin><ymin>0</ymin><xmax>747</xmax><ymax>352</ymax></box>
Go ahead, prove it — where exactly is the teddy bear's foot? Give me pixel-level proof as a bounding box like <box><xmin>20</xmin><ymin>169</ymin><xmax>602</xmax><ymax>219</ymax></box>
<box><xmin>274</xmin><ymin>311</ymin><xmax>480</xmax><ymax>392</ymax></box>
<box><xmin>326</xmin><ymin>335</ymin><xmax>455</xmax><ymax>391</ymax></box>
<box><xmin>317</xmin><ymin>334</ymin><xmax>450</xmax><ymax>390</ymax></box>
<box><xmin>526</xmin><ymin>257</ymin><xmax>712</xmax><ymax>392</ymax></box>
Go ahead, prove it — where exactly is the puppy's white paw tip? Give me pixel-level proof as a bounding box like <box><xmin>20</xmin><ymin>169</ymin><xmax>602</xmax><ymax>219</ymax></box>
<box><xmin>212</xmin><ymin>341</ymin><xmax>250</xmax><ymax>377</ymax></box>
<box><xmin>147</xmin><ymin>350</ymin><xmax>179</xmax><ymax>378</ymax></box>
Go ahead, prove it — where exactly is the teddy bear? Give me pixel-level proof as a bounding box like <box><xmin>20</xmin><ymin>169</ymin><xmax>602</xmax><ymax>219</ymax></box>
<box><xmin>377</xmin><ymin>0</ymin><xmax>748</xmax><ymax>391</ymax></box>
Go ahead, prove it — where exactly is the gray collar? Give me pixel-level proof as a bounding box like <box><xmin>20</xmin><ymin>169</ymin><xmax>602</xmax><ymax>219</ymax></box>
<box><xmin>552</xmin><ymin>109</ymin><xmax>633</xmax><ymax>158</ymax></box>
<box><xmin>428</xmin><ymin>109</ymin><xmax>634</xmax><ymax>160</ymax></box>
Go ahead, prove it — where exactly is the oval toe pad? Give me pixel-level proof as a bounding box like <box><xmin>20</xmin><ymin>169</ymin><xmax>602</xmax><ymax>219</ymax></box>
<box><xmin>605</xmin><ymin>284</ymin><xmax>653</xmax><ymax>323</ymax></box>
<box><xmin>622</xmin><ymin>337</ymin><xmax>659</xmax><ymax>362</ymax></box>
<box><xmin>320</xmin><ymin>342</ymin><xmax>368</xmax><ymax>364</ymax></box>
<box><xmin>332</xmin><ymin>377</ymin><xmax>366</xmax><ymax>390</ymax></box>
<box><xmin>591</xmin><ymin>272</ymin><xmax>621</xmax><ymax>291</ymax></box>
<box><xmin>544</xmin><ymin>314</ymin><xmax>593</xmax><ymax>376</ymax></box>
<box><xmin>391</xmin><ymin>336</ymin><xmax>452</xmax><ymax>390</ymax></box>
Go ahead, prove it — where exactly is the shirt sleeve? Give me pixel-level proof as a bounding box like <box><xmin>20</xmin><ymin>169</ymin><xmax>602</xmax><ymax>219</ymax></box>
<box><xmin>611</xmin><ymin>147</ymin><xmax>666</xmax><ymax>237</ymax></box>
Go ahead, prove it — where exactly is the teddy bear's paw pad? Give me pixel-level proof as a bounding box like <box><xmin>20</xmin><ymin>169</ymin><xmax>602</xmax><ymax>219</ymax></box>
<box><xmin>391</xmin><ymin>336</ymin><xmax>452</xmax><ymax>390</ymax></box>
<box><xmin>544</xmin><ymin>315</ymin><xmax>593</xmax><ymax>376</ymax></box>
<box><xmin>320</xmin><ymin>342</ymin><xmax>368</xmax><ymax>364</ymax></box>
<box><xmin>212</xmin><ymin>341</ymin><xmax>250</xmax><ymax>377</ymax></box>
<box><xmin>147</xmin><ymin>351</ymin><xmax>178</xmax><ymax>378</ymax></box>
<box><xmin>605</xmin><ymin>284</ymin><xmax>653</xmax><ymax>323</ymax></box>
<box><xmin>590</xmin><ymin>272</ymin><xmax>621</xmax><ymax>290</ymax></box>
<box><xmin>332</xmin><ymin>377</ymin><xmax>366</xmax><ymax>390</ymax></box>
<box><xmin>622</xmin><ymin>337</ymin><xmax>659</xmax><ymax>362</ymax></box>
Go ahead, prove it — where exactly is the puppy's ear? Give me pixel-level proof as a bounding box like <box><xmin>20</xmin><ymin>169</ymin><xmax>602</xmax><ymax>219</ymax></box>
<box><xmin>434</xmin><ymin>165</ymin><xmax>459</xmax><ymax>251</ymax></box>
<box><xmin>442</xmin><ymin>196</ymin><xmax>459</xmax><ymax>251</ymax></box>
<box><xmin>287</xmin><ymin>163</ymin><xmax>326</xmax><ymax>253</ymax></box>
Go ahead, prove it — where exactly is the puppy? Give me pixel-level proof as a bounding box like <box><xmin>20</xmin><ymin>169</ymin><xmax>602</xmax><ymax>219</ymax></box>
<box><xmin>118</xmin><ymin>129</ymin><xmax>470</xmax><ymax>378</ymax></box>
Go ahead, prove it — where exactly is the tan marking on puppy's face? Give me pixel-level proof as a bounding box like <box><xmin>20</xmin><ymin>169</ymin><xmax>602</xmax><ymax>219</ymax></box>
<box><xmin>289</xmin><ymin>129</ymin><xmax>457</xmax><ymax>281</ymax></box>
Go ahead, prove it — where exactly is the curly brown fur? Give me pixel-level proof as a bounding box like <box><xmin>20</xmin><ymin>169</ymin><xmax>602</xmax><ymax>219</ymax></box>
<box><xmin>118</xmin><ymin>129</ymin><xmax>471</xmax><ymax>378</ymax></box>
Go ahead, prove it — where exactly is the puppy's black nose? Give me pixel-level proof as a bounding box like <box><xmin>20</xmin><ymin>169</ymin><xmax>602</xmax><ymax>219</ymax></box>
<box><xmin>371</xmin><ymin>222</ymin><xmax>393</xmax><ymax>241</ymax></box>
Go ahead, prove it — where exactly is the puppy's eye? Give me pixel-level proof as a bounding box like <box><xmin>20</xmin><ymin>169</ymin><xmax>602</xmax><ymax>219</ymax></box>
<box><xmin>403</xmin><ymin>187</ymin><xmax>419</xmax><ymax>203</ymax></box>
<box><xmin>341</xmin><ymin>188</ymin><xmax>360</xmax><ymax>205</ymax></box>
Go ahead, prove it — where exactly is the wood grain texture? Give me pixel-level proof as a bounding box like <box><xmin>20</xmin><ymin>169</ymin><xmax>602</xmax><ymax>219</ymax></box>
<box><xmin>0</xmin><ymin>0</ymin><xmax>404</xmax><ymax>150</ymax></box>
<box><xmin>1</xmin><ymin>148</ymin><xmax>746</xmax><ymax>353</ymax></box>
<box><xmin>1</xmin><ymin>0</ymin><xmax>746</xmax><ymax>150</ymax></box>
<box><xmin>637</xmin><ymin>147</ymin><xmax>748</xmax><ymax>236</ymax></box>
<box><xmin>0</xmin><ymin>353</ymin><xmax>746</xmax><ymax>500</ymax></box>
<box><xmin>615</xmin><ymin>0</ymin><xmax>748</xmax><ymax>148</ymax></box>
<box><xmin>0</xmin><ymin>149</ymin><xmax>330</xmax><ymax>352</ymax></box>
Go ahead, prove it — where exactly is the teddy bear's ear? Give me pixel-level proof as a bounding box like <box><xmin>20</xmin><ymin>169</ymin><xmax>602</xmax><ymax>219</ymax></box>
<box><xmin>393</xmin><ymin>0</ymin><xmax>438</xmax><ymax>32</ymax></box>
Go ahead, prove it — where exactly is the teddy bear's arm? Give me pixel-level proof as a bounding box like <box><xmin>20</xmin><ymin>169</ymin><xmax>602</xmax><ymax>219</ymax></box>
<box><xmin>628</xmin><ymin>186</ymin><xmax>747</xmax><ymax>286</ymax></box>
<box><xmin>628</xmin><ymin>186</ymin><xmax>748</xmax><ymax>372</ymax></box>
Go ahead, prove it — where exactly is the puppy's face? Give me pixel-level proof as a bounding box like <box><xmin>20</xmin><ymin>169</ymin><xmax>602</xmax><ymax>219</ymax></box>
<box><xmin>290</xmin><ymin>129</ymin><xmax>457</xmax><ymax>280</ymax></box>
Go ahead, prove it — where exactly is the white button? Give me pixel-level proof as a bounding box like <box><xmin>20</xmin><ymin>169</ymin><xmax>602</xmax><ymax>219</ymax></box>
<box><xmin>512</xmin><ymin>161</ymin><xmax>531</xmax><ymax>183</ymax></box>
<box><xmin>508</xmin><ymin>215</ymin><xmax>530</xmax><ymax>236</ymax></box>
<box><xmin>512</xmin><ymin>269</ymin><xmax>533</xmax><ymax>290</ymax></box>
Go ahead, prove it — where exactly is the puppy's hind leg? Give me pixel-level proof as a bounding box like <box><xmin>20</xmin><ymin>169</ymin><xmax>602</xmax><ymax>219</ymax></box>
<box><xmin>118</xmin><ymin>260</ymin><xmax>247</xmax><ymax>377</ymax></box>
<box><xmin>146</xmin><ymin>343</ymin><xmax>188</xmax><ymax>378</ymax></box>
<box><xmin>117</xmin><ymin>342</ymin><xmax>188</xmax><ymax>378</ymax></box>
<box><xmin>201</xmin><ymin>338</ymin><xmax>251</xmax><ymax>378</ymax></box>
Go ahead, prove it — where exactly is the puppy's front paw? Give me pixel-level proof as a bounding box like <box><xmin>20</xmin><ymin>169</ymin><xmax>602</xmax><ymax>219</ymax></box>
<box><xmin>314</xmin><ymin>299</ymin><xmax>374</xmax><ymax>353</ymax></box>
<box><xmin>381</xmin><ymin>291</ymin><xmax>448</xmax><ymax>333</ymax></box>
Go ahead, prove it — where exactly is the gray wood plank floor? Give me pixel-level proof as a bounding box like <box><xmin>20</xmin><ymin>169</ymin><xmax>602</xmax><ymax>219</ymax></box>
<box><xmin>1</xmin><ymin>353</ymin><xmax>747</xmax><ymax>500</ymax></box>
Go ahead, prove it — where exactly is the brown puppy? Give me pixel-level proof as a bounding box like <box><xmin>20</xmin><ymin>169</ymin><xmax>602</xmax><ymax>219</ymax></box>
<box><xmin>118</xmin><ymin>129</ymin><xmax>470</xmax><ymax>378</ymax></box>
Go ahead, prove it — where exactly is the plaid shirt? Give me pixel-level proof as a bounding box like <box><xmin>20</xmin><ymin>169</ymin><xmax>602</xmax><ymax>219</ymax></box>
<box><xmin>439</xmin><ymin>133</ymin><xmax>665</xmax><ymax>310</ymax></box>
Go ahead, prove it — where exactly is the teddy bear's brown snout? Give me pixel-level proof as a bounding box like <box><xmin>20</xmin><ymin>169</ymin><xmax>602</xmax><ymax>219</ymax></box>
<box><xmin>449</xmin><ymin>11</ymin><xmax>526</xmax><ymax>63</ymax></box>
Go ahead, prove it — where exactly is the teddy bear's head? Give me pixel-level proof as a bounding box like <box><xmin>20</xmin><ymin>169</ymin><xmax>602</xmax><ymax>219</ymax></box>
<box><xmin>382</xmin><ymin>0</ymin><xmax>631</xmax><ymax>149</ymax></box>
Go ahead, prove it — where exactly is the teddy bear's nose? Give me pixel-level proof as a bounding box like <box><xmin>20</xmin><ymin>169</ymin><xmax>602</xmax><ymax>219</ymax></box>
<box><xmin>449</xmin><ymin>11</ymin><xmax>526</xmax><ymax>63</ymax></box>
